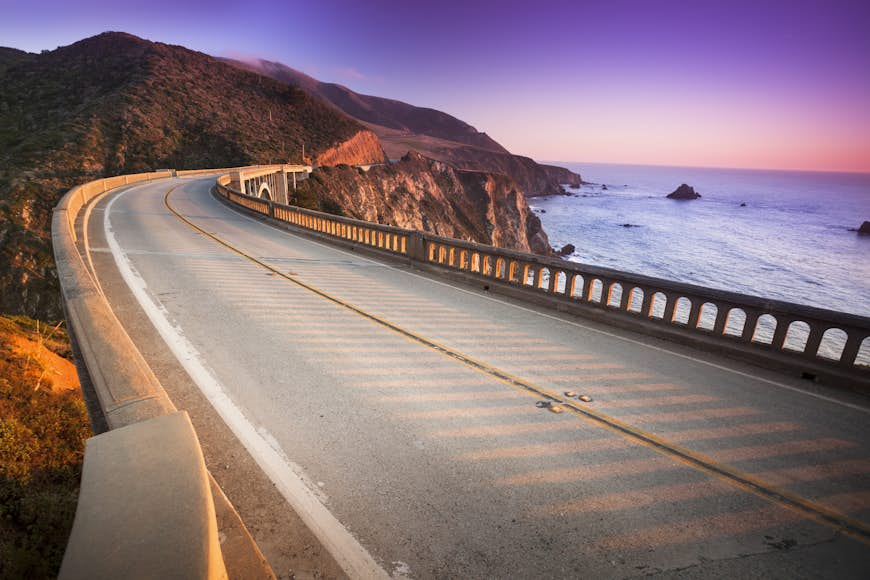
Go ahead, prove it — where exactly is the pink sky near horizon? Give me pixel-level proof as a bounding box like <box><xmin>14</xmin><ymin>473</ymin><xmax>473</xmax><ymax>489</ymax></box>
<box><xmin>2</xmin><ymin>0</ymin><xmax>869</xmax><ymax>173</ymax></box>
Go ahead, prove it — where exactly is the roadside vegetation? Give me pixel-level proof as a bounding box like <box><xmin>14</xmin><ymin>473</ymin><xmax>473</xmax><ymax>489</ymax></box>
<box><xmin>0</xmin><ymin>315</ymin><xmax>90</xmax><ymax>579</ymax></box>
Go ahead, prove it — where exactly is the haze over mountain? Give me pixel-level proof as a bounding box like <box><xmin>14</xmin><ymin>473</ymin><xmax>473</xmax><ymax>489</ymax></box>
<box><xmin>227</xmin><ymin>58</ymin><xmax>582</xmax><ymax>196</ymax></box>
<box><xmin>0</xmin><ymin>32</ymin><xmax>551</xmax><ymax>320</ymax></box>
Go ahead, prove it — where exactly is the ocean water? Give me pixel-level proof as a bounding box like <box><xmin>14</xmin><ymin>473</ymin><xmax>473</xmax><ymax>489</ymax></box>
<box><xmin>531</xmin><ymin>163</ymin><xmax>870</xmax><ymax>324</ymax></box>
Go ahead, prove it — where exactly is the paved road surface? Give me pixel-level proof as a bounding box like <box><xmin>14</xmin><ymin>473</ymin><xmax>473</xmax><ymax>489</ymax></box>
<box><xmin>87</xmin><ymin>176</ymin><xmax>870</xmax><ymax>578</ymax></box>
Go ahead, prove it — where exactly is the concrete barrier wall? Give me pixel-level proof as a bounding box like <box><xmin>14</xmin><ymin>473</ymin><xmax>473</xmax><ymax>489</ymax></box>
<box><xmin>216</xmin><ymin>169</ymin><xmax>870</xmax><ymax>391</ymax></box>
<box><xmin>53</xmin><ymin>171</ymin><xmax>234</xmax><ymax>578</ymax></box>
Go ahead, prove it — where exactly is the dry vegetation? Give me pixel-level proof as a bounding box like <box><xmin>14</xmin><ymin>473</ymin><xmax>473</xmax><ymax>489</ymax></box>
<box><xmin>0</xmin><ymin>315</ymin><xmax>90</xmax><ymax>579</ymax></box>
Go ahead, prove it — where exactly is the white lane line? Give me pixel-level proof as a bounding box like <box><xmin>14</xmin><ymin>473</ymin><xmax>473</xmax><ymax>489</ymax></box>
<box><xmin>103</xmin><ymin>185</ymin><xmax>391</xmax><ymax>580</ymax></box>
<box><xmin>197</xmin><ymin>183</ymin><xmax>870</xmax><ymax>415</ymax></box>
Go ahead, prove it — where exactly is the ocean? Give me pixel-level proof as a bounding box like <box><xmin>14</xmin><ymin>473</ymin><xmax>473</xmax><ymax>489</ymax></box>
<box><xmin>531</xmin><ymin>162</ymin><xmax>870</xmax><ymax>325</ymax></box>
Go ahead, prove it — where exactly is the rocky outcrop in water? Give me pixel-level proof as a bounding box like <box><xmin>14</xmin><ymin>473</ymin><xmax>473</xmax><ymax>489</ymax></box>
<box><xmin>858</xmin><ymin>221</ymin><xmax>870</xmax><ymax>235</ymax></box>
<box><xmin>294</xmin><ymin>152</ymin><xmax>551</xmax><ymax>255</ymax></box>
<box><xmin>667</xmin><ymin>184</ymin><xmax>701</xmax><ymax>200</ymax></box>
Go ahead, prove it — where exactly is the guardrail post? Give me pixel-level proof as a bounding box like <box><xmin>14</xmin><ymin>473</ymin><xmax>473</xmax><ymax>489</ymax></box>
<box><xmin>407</xmin><ymin>231</ymin><xmax>428</xmax><ymax>262</ymax></box>
<box><xmin>742</xmin><ymin>311</ymin><xmax>761</xmax><ymax>342</ymax></box>
<box><xmin>839</xmin><ymin>334</ymin><xmax>863</xmax><ymax>367</ymax></box>
<box><xmin>771</xmin><ymin>319</ymin><xmax>790</xmax><ymax>350</ymax></box>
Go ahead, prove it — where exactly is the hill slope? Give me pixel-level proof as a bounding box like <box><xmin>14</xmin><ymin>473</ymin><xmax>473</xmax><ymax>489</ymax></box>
<box><xmin>227</xmin><ymin>59</ymin><xmax>583</xmax><ymax>196</ymax></box>
<box><xmin>0</xmin><ymin>32</ymin><xmax>386</xmax><ymax>319</ymax></box>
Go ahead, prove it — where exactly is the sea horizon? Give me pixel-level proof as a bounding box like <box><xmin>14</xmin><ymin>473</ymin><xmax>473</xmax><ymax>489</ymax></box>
<box><xmin>545</xmin><ymin>159</ymin><xmax>870</xmax><ymax>179</ymax></box>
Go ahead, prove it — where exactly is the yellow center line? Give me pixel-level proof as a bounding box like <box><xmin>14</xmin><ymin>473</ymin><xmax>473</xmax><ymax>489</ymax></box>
<box><xmin>164</xmin><ymin>185</ymin><xmax>870</xmax><ymax>545</ymax></box>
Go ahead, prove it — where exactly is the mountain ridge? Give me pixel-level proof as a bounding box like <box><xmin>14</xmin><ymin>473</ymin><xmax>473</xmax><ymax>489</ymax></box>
<box><xmin>225</xmin><ymin>58</ymin><xmax>583</xmax><ymax>196</ymax></box>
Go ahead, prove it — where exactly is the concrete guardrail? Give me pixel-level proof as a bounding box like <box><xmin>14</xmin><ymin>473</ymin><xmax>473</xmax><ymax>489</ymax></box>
<box><xmin>216</xmin><ymin>168</ymin><xmax>870</xmax><ymax>391</ymax></box>
<box><xmin>53</xmin><ymin>170</ymin><xmax>273</xmax><ymax>579</ymax></box>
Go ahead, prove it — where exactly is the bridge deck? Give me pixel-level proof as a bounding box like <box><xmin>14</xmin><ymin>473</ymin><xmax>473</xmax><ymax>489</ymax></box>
<box><xmin>86</xmin><ymin>176</ymin><xmax>870</xmax><ymax>579</ymax></box>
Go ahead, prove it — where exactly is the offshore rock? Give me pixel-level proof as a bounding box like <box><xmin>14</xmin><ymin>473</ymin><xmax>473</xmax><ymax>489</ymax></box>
<box><xmin>858</xmin><ymin>221</ymin><xmax>870</xmax><ymax>235</ymax></box>
<box><xmin>667</xmin><ymin>184</ymin><xmax>701</xmax><ymax>200</ymax></box>
<box><xmin>557</xmin><ymin>244</ymin><xmax>576</xmax><ymax>256</ymax></box>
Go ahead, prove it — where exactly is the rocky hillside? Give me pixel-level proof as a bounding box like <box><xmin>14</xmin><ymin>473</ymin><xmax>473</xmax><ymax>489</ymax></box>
<box><xmin>227</xmin><ymin>59</ymin><xmax>583</xmax><ymax>196</ymax></box>
<box><xmin>294</xmin><ymin>152</ymin><xmax>551</xmax><ymax>255</ymax></box>
<box><xmin>0</xmin><ymin>32</ymin><xmax>386</xmax><ymax>319</ymax></box>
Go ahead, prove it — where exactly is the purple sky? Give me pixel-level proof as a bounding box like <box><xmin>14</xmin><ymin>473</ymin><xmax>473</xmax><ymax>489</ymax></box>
<box><xmin>2</xmin><ymin>0</ymin><xmax>869</xmax><ymax>172</ymax></box>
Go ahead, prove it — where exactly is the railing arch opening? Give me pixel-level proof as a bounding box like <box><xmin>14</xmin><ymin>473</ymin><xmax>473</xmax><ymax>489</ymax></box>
<box><xmin>782</xmin><ymin>321</ymin><xmax>811</xmax><ymax>352</ymax></box>
<box><xmin>817</xmin><ymin>328</ymin><xmax>847</xmax><ymax>361</ymax></box>
<box><xmin>448</xmin><ymin>247</ymin><xmax>457</xmax><ymax>267</ymax></box>
<box><xmin>459</xmin><ymin>250</ymin><xmax>469</xmax><ymax>270</ymax></box>
<box><xmin>554</xmin><ymin>271</ymin><xmax>567</xmax><ymax>294</ymax></box>
<box><xmin>495</xmin><ymin>257</ymin><xmax>507</xmax><ymax>279</ymax></box>
<box><xmin>508</xmin><ymin>261</ymin><xmax>520</xmax><ymax>283</ymax></box>
<box><xmin>606</xmin><ymin>283</ymin><xmax>623</xmax><ymax>308</ymax></box>
<box><xmin>523</xmin><ymin>265</ymin><xmax>534</xmax><ymax>286</ymax></box>
<box><xmin>471</xmin><ymin>253</ymin><xmax>481</xmax><ymax>273</ymax></box>
<box><xmin>723</xmin><ymin>308</ymin><xmax>747</xmax><ymax>336</ymax></box>
<box><xmin>627</xmin><ymin>287</ymin><xmax>644</xmax><ymax>313</ymax></box>
<box><xmin>569</xmin><ymin>274</ymin><xmax>585</xmax><ymax>299</ymax></box>
<box><xmin>587</xmin><ymin>279</ymin><xmax>603</xmax><ymax>304</ymax></box>
<box><xmin>483</xmin><ymin>255</ymin><xmax>494</xmax><ymax>276</ymax></box>
<box><xmin>751</xmin><ymin>314</ymin><xmax>778</xmax><ymax>344</ymax></box>
<box><xmin>537</xmin><ymin>268</ymin><xmax>550</xmax><ymax>290</ymax></box>
<box><xmin>672</xmin><ymin>297</ymin><xmax>692</xmax><ymax>325</ymax></box>
<box><xmin>856</xmin><ymin>337</ymin><xmax>870</xmax><ymax>367</ymax></box>
<box><xmin>697</xmin><ymin>302</ymin><xmax>718</xmax><ymax>330</ymax></box>
<box><xmin>648</xmin><ymin>292</ymin><xmax>667</xmax><ymax>319</ymax></box>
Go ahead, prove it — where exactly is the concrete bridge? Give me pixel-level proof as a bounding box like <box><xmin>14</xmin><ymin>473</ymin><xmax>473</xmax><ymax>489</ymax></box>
<box><xmin>53</xmin><ymin>166</ymin><xmax>870</xmax><ymax>578</ymax></box>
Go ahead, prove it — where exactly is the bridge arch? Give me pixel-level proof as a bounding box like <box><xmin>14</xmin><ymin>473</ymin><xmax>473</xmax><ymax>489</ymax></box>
<box><xmin>257</xmin><ymin>182</ymin><xmax>272</xmax><ymax>200</ymax></box>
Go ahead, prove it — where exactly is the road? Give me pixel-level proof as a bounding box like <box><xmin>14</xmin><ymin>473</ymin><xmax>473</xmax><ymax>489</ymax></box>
<box><xmin>86</xmin><ymin>175</ymin><xmax>870</xmax><ymax>578</ymax></box>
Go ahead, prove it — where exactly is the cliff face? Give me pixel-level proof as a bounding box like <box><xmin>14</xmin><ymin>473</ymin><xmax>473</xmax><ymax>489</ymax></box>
<box><xmin>0</xmin><ymin>32</ymin><xmax>382</xmax><ymax>319</ymax></box>
<box><xmin>391</xmin><ymin>142</ymin><xmax>580</xmax><ymax>197</ymax></box>
<box><xmin>294</xmin><ymin>152</ymin><xmax>551</xmax><ymax>255</ymax></box>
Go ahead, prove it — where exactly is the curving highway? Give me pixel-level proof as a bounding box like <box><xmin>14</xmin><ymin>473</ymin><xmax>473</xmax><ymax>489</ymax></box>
<box><xmin>84</xmin><ymin>175</ymin><xmax>870</xmax><ymax>579</ymax></box>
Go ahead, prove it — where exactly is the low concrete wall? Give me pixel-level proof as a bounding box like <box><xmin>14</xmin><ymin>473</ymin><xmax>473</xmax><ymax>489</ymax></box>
<box><xmin>59</xmin><ymin>412</ymin><xmax>226</xmax><ymax>579</ymax></box>
<box><xmin>216</xmin><ymin>169</ymin><xmax>870</xmax><ymax>391</ymax></box>
<box><xmin>53</xmin><ymin>171</ymin><xmax>273</xmax><ymax>579</ymax></box>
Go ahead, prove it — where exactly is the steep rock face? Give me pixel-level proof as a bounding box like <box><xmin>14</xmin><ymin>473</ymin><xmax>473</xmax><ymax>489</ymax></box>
<box><xmin>314</xmin><ymin>129</ymin><xmax>386</xmax><ymax>166</ymax></box>
<box><xmin>539</xmin><ymin>164</ymin><xmax>583</xmax><ymax>189</ymax></box>
<box><xmin>0</xmin><ymin>32</ymin><xmax>379</xmax><ymax>319</ymax></box>
<box><xmin>294</xmin><ymin>152</ymin><xmax>551</xmax><ymax>255</ymax></box>
<box><xmin>426</xmin><ymin>148</ymin><xmax>577</xmax><ymax>197</ymax></box>
<box><xmin>227</xmin><ymin>58</ymin><xmax>583</xmax><ymax>196</ymax></box>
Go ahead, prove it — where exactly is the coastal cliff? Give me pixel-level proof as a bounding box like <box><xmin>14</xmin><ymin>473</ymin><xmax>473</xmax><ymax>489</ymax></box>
<box><xmin>294</xmin><ymin>152</ymin><xmax>551</xmax><ymax>255</ymax></box>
